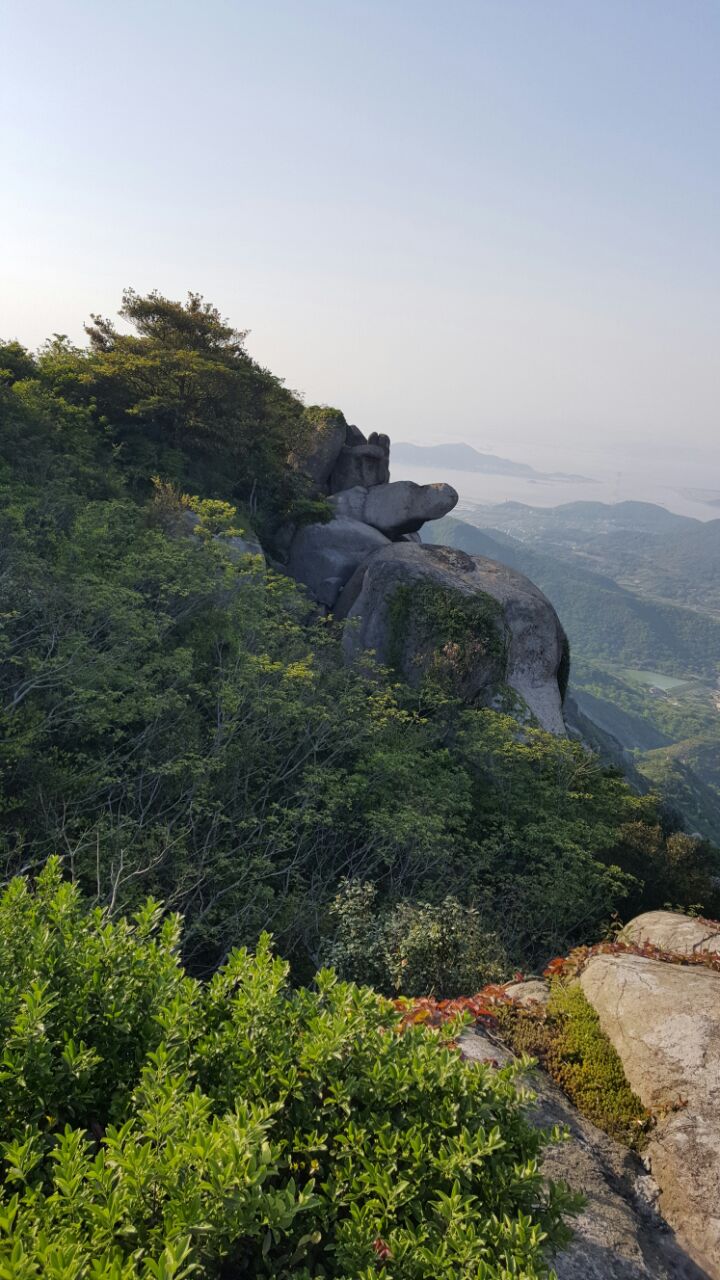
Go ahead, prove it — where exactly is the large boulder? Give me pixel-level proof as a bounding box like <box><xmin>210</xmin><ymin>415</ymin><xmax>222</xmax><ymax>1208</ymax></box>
<box><xmin>337</xmin><ymin>543</ymin><xmax>568</xmax><ymax>734</ymax></box>
<box><xmin>330</xmin><ymin>480</ymin><xmax>458</xmax><ymax>537</ymax></box>
<box><xmin>345</xmin><ymin>422</ymin><xmax>367</xmax><ymax>446</ymax></box>
<box><xmin>286</xmin><ymin>517</ymin><xmax>390</xmax><ymax>607</ymax></box>
<box><xmin>328</xmin><ymin>437</ymin><xmax>390</xmax><ymax>492</ymax></box>
<box><xmin>619</xmin><ymin>910</ymin><xmax>720</xmax><ymax>957</ymax></box>
<box><xmin>579</xmin><ymin>952</ymin><xmax>720</xmax><ymax>1277</ymax></box>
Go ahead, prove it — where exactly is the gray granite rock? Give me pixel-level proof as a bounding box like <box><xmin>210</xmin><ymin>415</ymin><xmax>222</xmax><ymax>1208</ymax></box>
<box><xmin>580</xmin><ymin>952</ymin><xmax>720</xmax><ymax>1277</ymax></box>
<box><xmin>328</xmin><ymin>441</ymin><xmax>390</xmax><ymax>492</ymax></box>
<box><xmin>619</xmin><ymin>910</ymin><xmax>720</xmax><ymax>957</ymax></box>
<box><xmin>337</xmin><ymin>542</ymin><xmax>568</xmax><ymax>734</ymax></box>
<box><xmin>330</xmin><ymin>480</ymin><xmax>458</xmax><ymax>537</ymax></box>
<box><xmin>461</xmin><ymin>1029</ymin><xmax>708</xmax><ymax>1280</ymax></box>
<box><xmin>286</xmin><ymin>517</ymin><xmax>390</xmax><ymax>607</ymax></box>
<box><xmin>290</xmin><ymin>411</ymin><xmax>347</xmax><ymax>489</ymax></box>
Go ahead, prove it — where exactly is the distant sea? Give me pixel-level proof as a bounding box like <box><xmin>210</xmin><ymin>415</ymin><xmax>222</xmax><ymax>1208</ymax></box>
<box><xmin>391</xmin><ymin>448</ymin><xmax>720</xmax><ymax>522</ymax></box>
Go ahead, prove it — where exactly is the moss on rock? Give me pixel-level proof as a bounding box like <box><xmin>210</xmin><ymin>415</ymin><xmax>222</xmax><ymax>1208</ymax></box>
<box><xmin>496</xmin><ymin>980</ymin><xmax>652</xmax><ymax>1149</ymax></box>
<box><xmin>386</xmin><ymin>579</ymin><xmax>508</xmax><ymax>694</ymax></box>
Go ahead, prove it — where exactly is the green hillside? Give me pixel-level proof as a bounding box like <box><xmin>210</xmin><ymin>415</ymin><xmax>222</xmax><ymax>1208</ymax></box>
<box><xmin>453</xmin><ymin>500</ymin><xmax>720</xmax><ymax>612</ymax></box>
<box><xmin>3</xmin><ymin>291</ymin><xmax>718</xmax><ymax>982</ymax></box>
<box><xmin>1</xmin><ymin>292</ymin><xmax>719</xmax><ymax>1278</ymax></box>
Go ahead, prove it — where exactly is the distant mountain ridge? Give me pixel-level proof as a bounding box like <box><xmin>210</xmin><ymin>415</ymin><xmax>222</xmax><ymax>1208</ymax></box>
<box><xmin>393</xmin><ymin>441</ymin><xmax>592</xmax><ymax>483</ymax></box>
<box><xmin>451</xmin><ymin>498</ymin><xmax>720</xmax><ymax>613</ymax></box>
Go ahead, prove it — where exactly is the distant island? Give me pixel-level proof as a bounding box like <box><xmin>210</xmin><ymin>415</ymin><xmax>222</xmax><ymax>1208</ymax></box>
<box><xmin>392</xmin><ymin>441</ymin><xmax>594</xmax><ymax>483</ymax></box>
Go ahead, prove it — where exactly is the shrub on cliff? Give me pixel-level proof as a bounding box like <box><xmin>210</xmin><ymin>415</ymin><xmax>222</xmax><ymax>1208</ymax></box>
<box><xmin>495</xmin><ymin>982</ymin><xmax>651</xmax><ymax>1149</ymax></box>
<box><xmin>327</xmin><ymin>880</ymin><xmax>508</xmax><ymax>996</ymax></box>
<box><xmin>0</xmin><ymin>863</ymin><xmax>580</xmax><ymax>1278</ymax></box>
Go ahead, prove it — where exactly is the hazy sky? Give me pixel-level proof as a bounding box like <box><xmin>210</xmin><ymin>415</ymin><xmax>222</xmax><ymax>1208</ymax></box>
<box><xmin>2</xmin><ymin>0</ymin><xmax>719</xmax><ymax>470</ymax></box>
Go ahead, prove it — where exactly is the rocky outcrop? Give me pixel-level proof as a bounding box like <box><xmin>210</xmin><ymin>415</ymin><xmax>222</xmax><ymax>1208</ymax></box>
<box><xmin>286</xmin><ymin>517</ymin><xmax>390</xmax><ymax>607</ymax></box>
<box><xmin>282</xmin><ymin>420</ymin><xmax>569</xmax><ymax>734</ymax></box>
<box><xmin>503</xmin><ymin>978</ymin><xmax>551</xmax><ymax>1007</ymax></box>
<box><xmin>579</xmin><ymin>950</ymin><xmax>720</xmax><ymax>1277</ymax></box>
<box><xmin>330</xmin><ymin>480</ymin><xmax>458</xmax><ymax>537</ymax></box>
<box><xmin>462</xmin><ymin>1028</ymin><xmax>706</xmax><ymax>1280</ymax></box>
<box><xmin>328</xmin><ymin>434</ymin><xmax>390</xmax><ymax>492</ymax></box>
<box><xmin>336</xmin><ymin>542</ymin><xmax>568</xmax><ymax>734</ymax></box>
<box><xmin>619</xmin><ymin>910</ymin><xmax>720</xmax><ymax>957</ymax></box>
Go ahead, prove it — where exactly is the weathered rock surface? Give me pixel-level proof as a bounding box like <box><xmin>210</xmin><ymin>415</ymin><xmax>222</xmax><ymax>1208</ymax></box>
<box><xmin>337</xmin><ymin>543</ymin><xmax>567</xmax><ymax>734</ymax></box>
<box><xmin>461</xmin><ymin>1029</ymin><xmax>706</xmax><ymax>1279</ymax></box>
<box><xmin>619</xmin><ymin>910</ymin><xmax>720</xmax><ymax>957</ymax></box>
<box><xmin>330</xmin><ymin>480</ymin><xmax>458</xmax><ymax>537</ymax></box>
<box><xmin>579</xmin><ymin>953</ymin><xmax>720</xmax><ymax>1277</ymax></box>
<box><xmin>345</xmin><ymin>422</ymin><xmax>367</xmax><ymax>447</ymax></box>
<box><xmin>328</xmin><ymin>439</ymin><xmax>390</xmax><ymax>492</ymax></box>
<box><xmin>286</xmin><ymin>517</ymin><xmax>390</xmax><ymax>607</ymax></box>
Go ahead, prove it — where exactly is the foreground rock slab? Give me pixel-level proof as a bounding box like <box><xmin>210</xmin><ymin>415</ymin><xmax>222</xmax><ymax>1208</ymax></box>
<box><xmin>619</xmin><ymin>910</ymin><xmax>720</xmax><ymax>957</ymax></box>
<box><xmin>579</xmin><ymin>952</ymin><xmax>720</xmax><ymax>1277</ymax></box>
<box><xmin>462</xmin><ymin>1029</ymin><xmax>708</xmax><ymax>1280</ymax></box>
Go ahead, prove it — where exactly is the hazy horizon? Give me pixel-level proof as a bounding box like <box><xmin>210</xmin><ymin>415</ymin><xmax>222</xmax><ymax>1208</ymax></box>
<box><xmin>2</xmin><ymin>1</ymin><xmax>719</xmax><ymax>483</ymax></box>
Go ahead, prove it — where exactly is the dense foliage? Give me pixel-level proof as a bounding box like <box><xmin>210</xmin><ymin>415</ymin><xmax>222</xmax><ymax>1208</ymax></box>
<box><xmin>0</xmin><ymin>864</ymin><xmax>581</xmax><ymax>1278</ymax></box>
<box><xmin>1</xmin><ymin>291</ymin><xmax>320</xmax><ymax>528</ymax></box>
<box><xmin>326</xmin><ymin>882</ymin><xmax>508</xmax><ymax>996</ymax></box>
<box><xmin>2</xmin><ymin>294</ymin><xmax>718</xmax><ymax>988</ymax></box>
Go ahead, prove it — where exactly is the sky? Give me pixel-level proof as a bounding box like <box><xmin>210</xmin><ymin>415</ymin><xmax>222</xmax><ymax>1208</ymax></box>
<box><xmin>2</xmin><ymin>0</ymin><xmax>719</xmax><ymax>477</ymax></box>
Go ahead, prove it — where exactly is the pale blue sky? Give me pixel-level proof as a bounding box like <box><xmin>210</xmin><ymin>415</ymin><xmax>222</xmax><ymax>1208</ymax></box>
<box><xmin>2</xmin><ymin>0</ymin><xmax>719</xmax><ymax>469</ymax></box>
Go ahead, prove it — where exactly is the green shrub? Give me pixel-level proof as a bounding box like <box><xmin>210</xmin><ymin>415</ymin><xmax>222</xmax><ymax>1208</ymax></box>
<box><xmin>0</xmin><ymin>863</ymin><xmax>581</xmax><ymax>1278</ymax></box>
<box><xmin>496</xmin><ymin>982</ymin><xmax>651</xmax><ymax>1148</ymax></box>
<box><xmin>326</xmin><ymin>880</ymin><xmax>509</xmax><ymax>997</ymax></box>
<box><xmin>186</xmin><ymin>495</ymin><xmax>243</xmax><ymax>539</ymax></box>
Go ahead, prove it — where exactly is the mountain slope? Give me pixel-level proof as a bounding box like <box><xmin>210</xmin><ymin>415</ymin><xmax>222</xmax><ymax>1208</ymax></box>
<box><xmin>458</xmin><ymin>499</ymin><xmax>720</xmax><ymax>612</ymax></box>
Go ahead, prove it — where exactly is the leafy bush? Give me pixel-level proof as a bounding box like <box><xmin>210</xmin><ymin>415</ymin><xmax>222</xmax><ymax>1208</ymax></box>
<box><xmin>327</xmin><ymin>881</ymin><xmax>508</xmax><ymax>996</ymax></box>
<box><xmin>0</xmin><ymin>864</ymin><xmax>581</xmax><ymax>1278</ymax></box>
<box><xmin>495</xmin><ymin>982</ymin><xmax>651</xmax><ymax>1148</ymax></box>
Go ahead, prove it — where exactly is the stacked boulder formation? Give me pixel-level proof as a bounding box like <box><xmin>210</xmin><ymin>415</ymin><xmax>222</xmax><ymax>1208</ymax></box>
<box><xmin>286</xmin><ymin>412</ymin><xmax>458</xmax><ymax>607</ymax></box>
<box><xmin>285</xmin><ymin>414</ymin><xmax>569</xmax><ymax>735</ymax></box>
